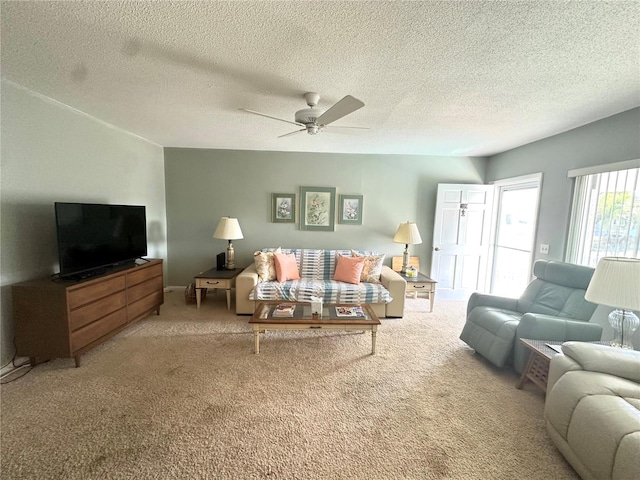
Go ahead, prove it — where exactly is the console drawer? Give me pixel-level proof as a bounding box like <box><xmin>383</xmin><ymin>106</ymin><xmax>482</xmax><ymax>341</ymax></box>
<box><xmin>128</xmin><ymin>290</ymin><xmax>163</xmax><ymax>320</ymax></box>
<box><xmin>68</xmin><ymin>275</ymin><xmax>126</xmax><ymax>310</ymax></box>
<box><xmin>71</xmin><ymin>307</ymin><xmax>127</xmax><ymax>351</ymax></box>
<box><xmin>127</xmin><ymin>263</ymin><xmax>162</xmax><ymax>287</ymax></box>
<box><xmin>69</xmin><ymin>291</ymin><xmax>127</xmax><ymax>331</ymax></box>
<box><xmin>128</xmin><ymin>275</ymin><xmax>163</xmax><ymax>304</ymax></box>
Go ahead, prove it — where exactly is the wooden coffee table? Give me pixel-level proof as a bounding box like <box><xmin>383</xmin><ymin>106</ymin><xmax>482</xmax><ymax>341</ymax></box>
<box><xmin>249</xmin><ymin>302</ymin><xmax>381</xmax><ymax>355</ymax></box>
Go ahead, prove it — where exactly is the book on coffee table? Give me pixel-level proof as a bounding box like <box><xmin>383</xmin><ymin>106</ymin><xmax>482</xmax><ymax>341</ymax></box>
<box><xmin>334</xmin><ymin>306</ymin><xmax>365</xmax><ymax>317</ymax></box>
<box><xmin>272</xmin><ymin>304</ymin><xmax>296</xmax><ymax>317</ymax></box>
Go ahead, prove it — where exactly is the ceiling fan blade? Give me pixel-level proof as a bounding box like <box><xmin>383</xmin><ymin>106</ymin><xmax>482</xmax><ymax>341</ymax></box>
<box><xmin>323</xmin><ymin>126</ymin><xmax>370</xmax><ymax>135</ymax></box>
<box><xmin>278</xmin><ymin>128</ymin><xmax>306</xmax><ymax>138</ymax></box>
<box><xmin>240</xmin><ymin>108</ymin><xmax>302</xmax><ymax>127</ymax></box>
<box><xmin>316</xmin><ymin>95</ymin><xmax>365</xmax><ymax>126</ymax></box>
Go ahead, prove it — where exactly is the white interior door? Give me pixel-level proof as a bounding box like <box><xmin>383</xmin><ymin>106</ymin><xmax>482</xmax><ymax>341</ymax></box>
<box><xmin>431</xmin><ymin>184</ymin><xmax>495</xmax><ymax>300</ymax></box>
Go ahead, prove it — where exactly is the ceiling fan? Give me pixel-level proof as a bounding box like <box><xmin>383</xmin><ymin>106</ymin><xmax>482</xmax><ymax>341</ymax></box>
<box><xmin>241</xmin><ymin>92</ymin><xmax>368</xmax><ymax>138</ymax></box>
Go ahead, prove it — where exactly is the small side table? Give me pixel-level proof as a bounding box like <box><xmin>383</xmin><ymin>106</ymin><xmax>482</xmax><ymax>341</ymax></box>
<box><xmin>517</xmin><ymin>338</ymin><xmax>612</xmax><ymax>393</ymax></box>
<box><xmin>516</xmin><ymin>338</ymin><xmax>561</xmax><ymax>392</ymax></box>
<box><xmin>402</xmin><ymin>272</ymin><xmax>437</xmax><ymax>312</ymax></box>
<box><xmin>194</xmin><ymin>267</ymin><xmax>243</xmax><ymax>310</ymax></box>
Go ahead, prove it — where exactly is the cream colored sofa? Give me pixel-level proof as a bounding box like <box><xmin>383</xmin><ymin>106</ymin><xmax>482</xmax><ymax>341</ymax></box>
<box><xmin>236</xmin><ymin>248</ymin><xmax>407</xmax><ymax>317</ymax></box>
<box><xmin>544</xmin><ymin>342</ymin><xmax>640</xmax><ymax>480</ymax></box>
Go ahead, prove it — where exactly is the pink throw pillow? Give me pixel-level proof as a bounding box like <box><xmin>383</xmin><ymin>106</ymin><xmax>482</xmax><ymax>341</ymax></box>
<box><xmin>333</xmin><ymin>254</ymin><xmax>365</xmax><ymax>285</ymax></box>
<box><xmin>273</xmin><ymin>253</ymin><xmax>300</xmax><ymax>283</ymax></box>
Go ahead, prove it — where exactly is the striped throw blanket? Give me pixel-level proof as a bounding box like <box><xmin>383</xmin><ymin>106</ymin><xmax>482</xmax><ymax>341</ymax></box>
<box><xmin>249</xmin><ymin>249</ymin><xmax>392</xmax><ymax>304</ymax></box>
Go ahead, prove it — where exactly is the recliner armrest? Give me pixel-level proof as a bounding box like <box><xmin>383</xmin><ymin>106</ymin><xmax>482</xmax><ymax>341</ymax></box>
<box><xmin>513</xmin><ymin>314</ymin><xmax>603</xmax><ymax>374</ymax></box>
<box><xmin>561</xmin><ymin>341</ymin><xmax>640</xmax><ymax>383</ymax></box>
<box><xmin>466</xmin><ymin>292</ymin><xmax>518</xmax><ymax>316</ymax></box>
<box><xmin>516</xmin><ymin>313</ymin><xmax>603</xmax><ymax>342</ymax></box>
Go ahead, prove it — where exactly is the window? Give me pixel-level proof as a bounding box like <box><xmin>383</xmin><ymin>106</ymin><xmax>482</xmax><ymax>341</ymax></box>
<box><xmin>567</xmin><ymin>165</ymin><xmax>639</xmax><ymax>267</ymax></box>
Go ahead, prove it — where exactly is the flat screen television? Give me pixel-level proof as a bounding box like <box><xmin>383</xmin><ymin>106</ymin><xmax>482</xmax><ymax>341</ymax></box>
<box><xmin>55</xmin><ymin>202</ymin><xmax>147</xmax><ymax>279</ymax></box>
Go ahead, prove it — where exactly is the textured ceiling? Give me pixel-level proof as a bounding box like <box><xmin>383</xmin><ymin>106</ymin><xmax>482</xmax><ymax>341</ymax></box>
<box><xmin>2</xmin><ymin>1</ymin><xmax>639</xmax><ymax>156</ymax></box>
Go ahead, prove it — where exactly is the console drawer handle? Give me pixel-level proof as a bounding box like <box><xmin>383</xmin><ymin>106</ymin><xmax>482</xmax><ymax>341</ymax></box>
<box><xmin>310</xmin><ymin>326</ymin><xmax>322</xmax><ymax>329</ymax></box>
<box><xmin>206</xmin><ymin>281</ymin><xmax>220</xmax><ymax>285</ymax></box>
<box><xmin>414</xmin><ymin>285</ymin><xmax>425</xmax><ymax>288</ymax></box>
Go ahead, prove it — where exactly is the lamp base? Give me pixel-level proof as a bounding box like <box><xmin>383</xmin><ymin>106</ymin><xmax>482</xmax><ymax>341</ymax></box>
<box><xmin>401</xmin><ymin>245</ymin><xmax>409</xmax><ymax>274</ymax></box>
<box><xmin>225</xmin><ymin>241</ymin><xmax>235</xmax><ymax>270</ymax></box>
<box><xmin>608</xmin><ymin>309</ymin><xmax>639</xmax><ymax>349</ymax></box>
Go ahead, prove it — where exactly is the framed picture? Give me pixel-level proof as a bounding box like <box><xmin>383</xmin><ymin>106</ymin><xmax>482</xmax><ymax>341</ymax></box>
<box><xmin>339</xmin><ymin>194</ymin><xmax>363</xmax><ymax>225</ymax></box>
<box><xmin>300</xmin><ymin>186</ymin><xmax>336</xmax><ymax>231</ymax></box>
<box><xmin>271</xmin><ymin>193</ymin><xmax>296</xmax><ymax>223</ymax></box>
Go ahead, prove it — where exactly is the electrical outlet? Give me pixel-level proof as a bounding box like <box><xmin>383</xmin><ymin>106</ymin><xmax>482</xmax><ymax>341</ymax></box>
<box><xmin>540</xmin><ymin>244</ymin><xmax>550</xmax><ymax>254</ymax></box>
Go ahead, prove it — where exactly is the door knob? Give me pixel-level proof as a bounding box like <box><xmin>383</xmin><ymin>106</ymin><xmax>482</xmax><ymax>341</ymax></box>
<box><xmin>434</xmin><ymin>247</ymin><xmax>441</xmax><ymax>251</ymax></box>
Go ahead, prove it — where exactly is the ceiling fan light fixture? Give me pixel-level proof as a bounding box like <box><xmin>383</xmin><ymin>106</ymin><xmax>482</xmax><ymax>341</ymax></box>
<box><xmin>242</xmin><ymin>92</ymin><xmax>366</xmax><ymax>138</ymax></box>
<box><xmin>295</xmin><ymin>108</ymin><xmax>319</xmax><ymax>125</ymax></box>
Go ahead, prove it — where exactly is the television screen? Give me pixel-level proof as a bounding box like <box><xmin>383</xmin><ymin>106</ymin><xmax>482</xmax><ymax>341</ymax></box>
<box><xmin>55</xmin><ymin>202</ymin><xmax>147</xmax><ymax>278</ymax></box>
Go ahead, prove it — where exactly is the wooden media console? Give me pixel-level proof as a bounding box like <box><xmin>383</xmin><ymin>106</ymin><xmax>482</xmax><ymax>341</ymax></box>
<box><xmin>12</xmin><ymin>259</ymin><xmax>164</xmax><ymax>367</ymax></box>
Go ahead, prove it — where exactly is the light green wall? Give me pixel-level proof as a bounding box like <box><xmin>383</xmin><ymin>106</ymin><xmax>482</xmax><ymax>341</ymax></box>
<box><xmin>0</xmin><ymin>81</ymin><xmax>167</xmax><ymax>367</ymax></box>
<box><xmin>164</xmin><ymin>148</ymin><xmax>487</xmax><ymax>285</ymax></box>
<box><xmin>486</xmin><ymin>107</ymin><xmax>640</xmax><ymax>263</ymax></box>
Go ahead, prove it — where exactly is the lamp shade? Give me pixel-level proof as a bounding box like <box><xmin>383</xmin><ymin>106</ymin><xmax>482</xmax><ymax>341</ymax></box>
<box><xmin>213</xmin><ymin>217</ymin><xmax>243</xmax><ymax>240</ymax></box>
<box><xmin>393</xmin><ymin>222</ymin><xmax>422</xmax><ymax>245</ymax></box>
<box><xmin>585</xmin><ymin>257</ymin><xmax>640</xmax><ymax>311</ymax></box>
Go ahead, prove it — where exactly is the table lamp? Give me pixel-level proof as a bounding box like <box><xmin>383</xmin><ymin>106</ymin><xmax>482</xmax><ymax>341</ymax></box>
<box><xmin>213</xmin><ymin>217</ymin><xmax>243</xmax><ymax>270</ymax></box>
<box><xmin>585</xmin><ymin>256</ymin><xmax>640</xmax><ymax>349</ymax></box>
<box><xmin>393</xmin><ymin>221</ymin><xmax>422</xmax><ymax>274</ymax></box>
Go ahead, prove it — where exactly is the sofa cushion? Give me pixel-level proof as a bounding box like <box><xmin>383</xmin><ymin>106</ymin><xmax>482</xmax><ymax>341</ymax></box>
<box><xmin>274</xmin><ymin>253</ymin><xmax>300</xmax><ymax>283</ymax></box>
<box><xmin>253</xmin><ymin>247</ymin><xmax>282</xmax><ymax>282</ymax></box>
<box><xmin>333</xmin><ymin>254</ymin><xmax>365</xmax><ymax>284</ymax></box>
<box><xmin>351</xmin><ymin>250</ymin><xmax>385</xmax><ymax>284</ymax></box>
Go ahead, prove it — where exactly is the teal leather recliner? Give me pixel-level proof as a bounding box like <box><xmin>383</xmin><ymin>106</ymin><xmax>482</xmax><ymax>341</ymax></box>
<box><xmin>459</xmin><ymin>260</ymin><xmax>603</xmax><ymax>373</ymax></box>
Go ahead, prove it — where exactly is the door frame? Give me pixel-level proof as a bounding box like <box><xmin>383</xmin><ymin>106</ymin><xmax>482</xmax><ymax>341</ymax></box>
<box><xmin>487</xmin><ymin>173</ymin><xmax>543</xmax><ymax>293</ymax></box>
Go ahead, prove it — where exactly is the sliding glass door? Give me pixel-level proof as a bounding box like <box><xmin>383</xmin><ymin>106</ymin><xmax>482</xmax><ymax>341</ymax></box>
<box><xmin>490</xmin><ymin>180</ymin><xmax>540</xmax><ymax>296</ymax></box>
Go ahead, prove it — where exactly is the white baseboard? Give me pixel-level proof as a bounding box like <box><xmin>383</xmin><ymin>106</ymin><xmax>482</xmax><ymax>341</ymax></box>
<box><xmin>165</xmin><ymin>286</ymin><xmax>187</xmax><ymax>292</ymax></box>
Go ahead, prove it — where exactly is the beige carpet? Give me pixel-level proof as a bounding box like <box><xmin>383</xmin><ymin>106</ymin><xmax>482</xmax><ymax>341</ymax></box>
<box><xmin>1</xmin><ymin>291</ymin><xmax>578</xmax><ymax>479</ymax></box>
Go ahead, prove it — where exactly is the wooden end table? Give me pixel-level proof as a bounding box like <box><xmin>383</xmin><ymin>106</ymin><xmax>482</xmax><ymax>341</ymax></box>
<box><xmin>402</xmin><ymin>272</ymin><xmax>437</xmax><ymax>312</ymax></box>
<box><xmin>194</xmin><ymin>267</ymin><xmax>243</xmax><ymax>310</ymax></box>
<box><xmin>249</xmin><ymin>302</ymin><xmax>381</xmax><ymax>355</ymax></box>
<box><xmin>517</xmin><ymin>339</ymin><xmax>612</xmax><ymax>393</ymax></box>
<box><xmin>516</xmin><ymin>338</ymin><xmax>562</xmax><ymax>392</ymax></box>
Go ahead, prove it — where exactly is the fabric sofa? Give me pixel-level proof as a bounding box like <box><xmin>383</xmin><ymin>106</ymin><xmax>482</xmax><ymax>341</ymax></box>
<box><xmin>460</xmin><ymin>260</ymin><xmax>602</xmax><ymax>373</ymax></box>
<box><xmin>544</xmin><ymin>342</ymin><xmax>640</xmax><ymax>480</ymax></box>
<box><xmin>236</xmin><ymin>248</ymin><xmax>407</xmax><ymax>317</ymax></box>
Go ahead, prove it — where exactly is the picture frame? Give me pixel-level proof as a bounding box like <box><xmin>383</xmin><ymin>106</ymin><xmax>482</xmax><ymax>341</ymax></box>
<box><xmin>271</xmin><ymin>193</ymin><xmax>296</xmax><ymax>223</ymax></box>
<box><xmin>338</xmin><ymin>194</ymin><xmax>363</xmax><ymax>225</ymax></box>
<box><xmin>299</xmin><ymin>186</ymin><xmax>336</xmax><ymax>231</ymax></box>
